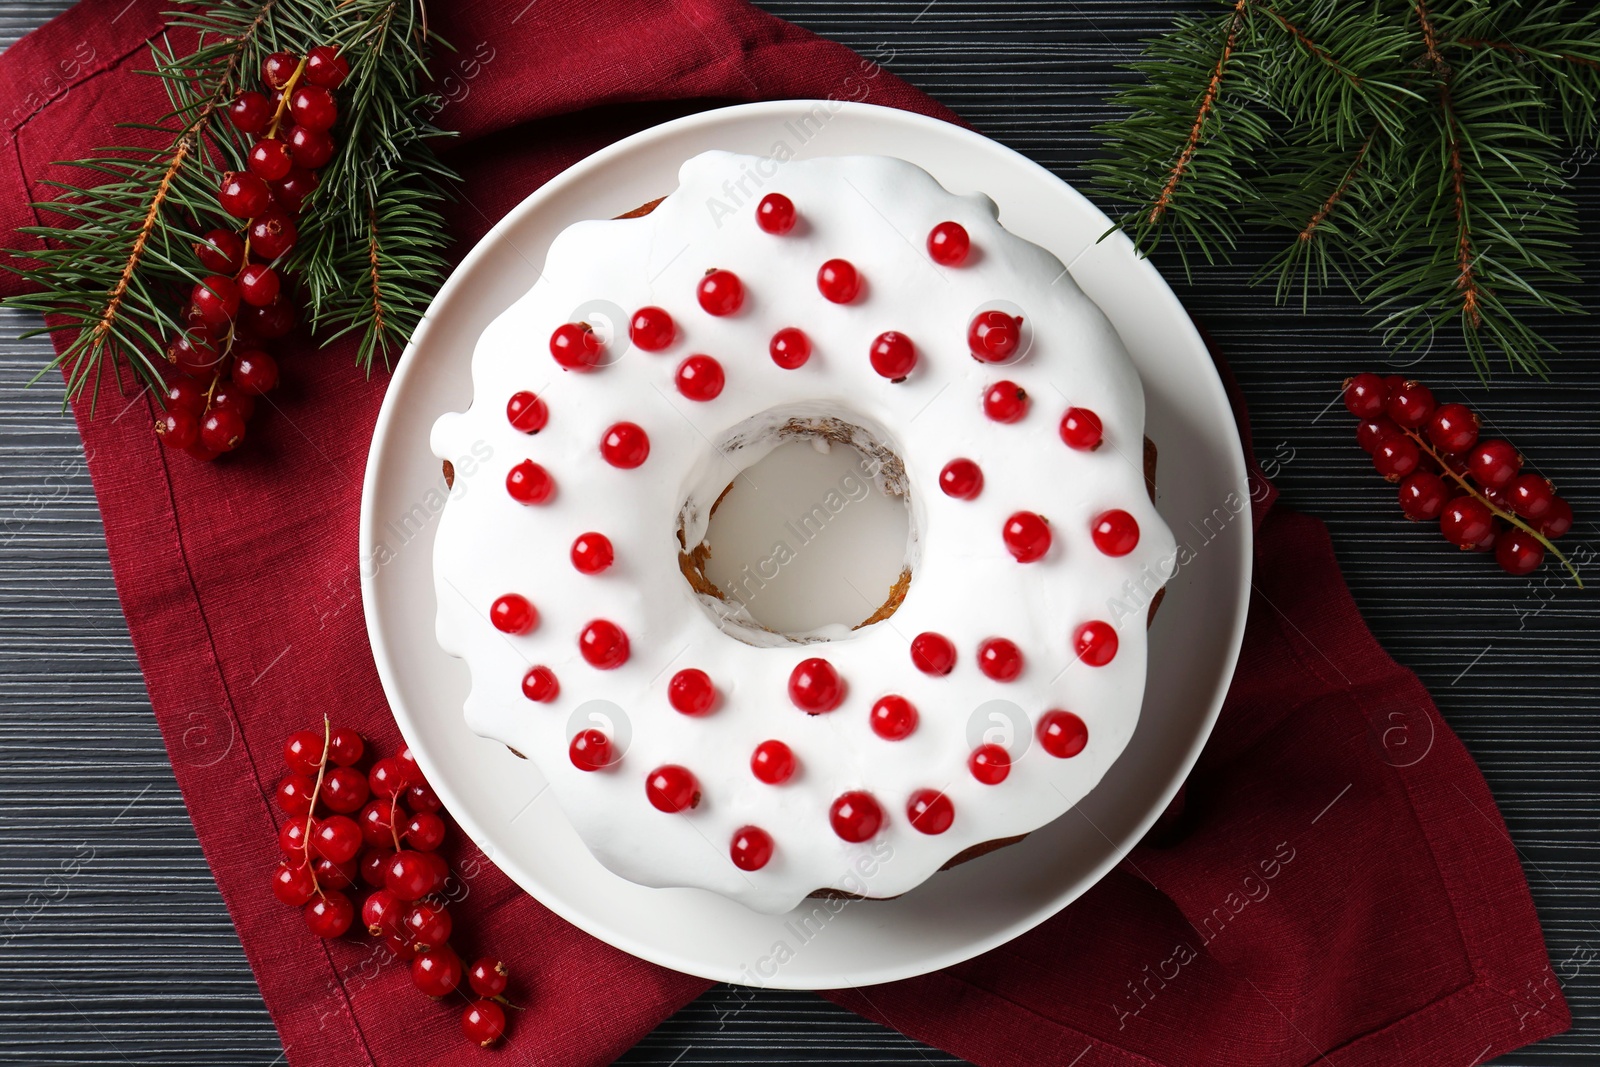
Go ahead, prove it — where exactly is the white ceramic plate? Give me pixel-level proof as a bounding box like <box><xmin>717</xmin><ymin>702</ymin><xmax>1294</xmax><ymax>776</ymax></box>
<box><xmin>361</xmin><ymin>101</ymin><xmax>1251</xmax><ymax>990</ymax></box>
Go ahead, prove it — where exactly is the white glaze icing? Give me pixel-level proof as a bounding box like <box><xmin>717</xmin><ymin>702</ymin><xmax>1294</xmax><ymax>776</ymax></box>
<box><xmin>430</xmin><ymin>152</ymin><xmax>1177</xmax><ymax>914</ymax></box>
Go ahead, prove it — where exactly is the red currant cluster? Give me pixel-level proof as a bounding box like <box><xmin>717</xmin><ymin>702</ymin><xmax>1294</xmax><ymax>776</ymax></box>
<box><xmin>270</xmin><ymin>723</ymin><xmax>514</xmax><ymax>1048</ymax></box>
<box><xmin>154</xmin><ymin>47</ymin><xmax>349</xmax><ymax>461</ymax></box>
<box><xmin>1343</xmin><ymin>373</ymin><xmax>1576</xmax><ymax>578</ymax></box>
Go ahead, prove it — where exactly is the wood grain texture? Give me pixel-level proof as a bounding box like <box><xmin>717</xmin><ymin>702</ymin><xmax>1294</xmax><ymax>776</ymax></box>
<box><xmin>1</xmin><ymin>1</ymin><xmax>1596</xmax><ymax>1064</ymax></box>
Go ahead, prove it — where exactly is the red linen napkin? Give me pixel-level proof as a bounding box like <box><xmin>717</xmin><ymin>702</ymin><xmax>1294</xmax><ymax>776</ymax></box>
<box><xmin>0</xmin><ymin>2</ymin><xmax>1568</xmax><ymax>1065</ymax></box>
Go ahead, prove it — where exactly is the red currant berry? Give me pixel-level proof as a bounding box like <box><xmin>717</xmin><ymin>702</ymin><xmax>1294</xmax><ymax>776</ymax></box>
<box><xmin>578</xmin><ymin>619</ymin><xmax>630</xmax><ymax>669</ymax></box>
<box><xmin>209</xmin><ymin>383</ymin><xmax>255</xmax><ymax>422</ymax></box>
<box><xmin>939</xmin><ymin>458</ymin><xmax>983</xmax><ymax>500</ymax></box>
<box><xmin>228</xmin><ymin>91</ymin><xmax>271</xmax><ymax>134</ymax></box>
<box><xmin>1074</xmin><ymin>621</ymin><xmax>1118</xmax><ymax>666</ymax></box>
<box><xmin>569</xmin><ymin>728</ymin><xmax>613</xmax><ymax>771</ymax></box>
<box><xmin>770</xmin><ymin>327</ymin><xmax>811</xmax><ymax>369</ymax></box>
<box><xmin>1540</xmin><ymin>497</ymin><xmax>1573</xmax><ymax>539</ymax></box>
<box><xmin>1356</xmin><ymin>415</ymin><xmax>1400</xmax><ymax>454</ymax></box>
<box><xmin>1440</xmin><ymin>497</ymin><xmax>1494</xmax><ymax>547</ymax></box>
<box><xmin>1386</xmin><ymin>381</ymin><xmax>1436</xmax><ymax>428</ymax></box>
<box><xmin>1397</xmin><ymin>471</ymin><xmax>1450</xmax><ymax>521</ymax></box>
<box><xmin>413</xmin><ymin>947</ymin><xmax>463</xmax><ymax>998</ymax></box>
<box><xmin>320</xmin><ymin>767</ymin><xmax>369</xmax><ymax>814</ymax></box>
<box><xmin>362</xmin><ymin>889</ymin><xmax>404</xmax><ymax>937</ymax></box>
<box><xmin>385</xmin><ymin>851</ymin><xmax>434</xmax><ymax>902</ymax></box>
<box><xmin>1060</xmin><ymin>407</ymin><xmax>1103</xmax><ymax>450</ymax></box>
<box><xmin>1508</xmin><ymin>474</ymin><xmax>1556</xmax><ymax>521</ymax></box>
<box><xmin>646</xmin><ymin>765</ymin><xmax>701</xmax><ymax>812</ymax></box>
<box><xmin>571</xmin><ymin>532</ymin><xmax>614</xmax><ymax>574</ymax></box>
<box><xmin>869</xmin><ymin>695</ymin><xmax>918</xmax><ymax>740</ymax></box>
<box><xmin>232</xmin><ymin>350</ymin><xmax>279</xmax><ymax>396</ymax></box>
<box><xmin>907</xmin><ymin>789</ymin><xmax>955</xmax><ymax>835</ymax></box>
<box><xmin>304</xmin><ymin>45</ymin><xmax>350</xmax><ymax>89</ymax></box>
<box><xmin>816</xmin><ymin>259</ymin><xmax>860</xmax><ymax>303</ymax></box>
<box><xmin>927</xmin><ymin>221</ymin><xmax>970</xmax><ymax>265</ymax></box>
<box><xmin>359</xmin><ymin>801</ymin><xmax>399</xmax><ymax>848</ymax></box>
<box><xmin>404</xmin><ymin>780</ymin><xmax>441</xmax><ymax>814</ymax></box>
<box><xmin>284</xmin><ymin>728</ymin><xmax>325</xmax><ymax>774</ymax></box>
<box><xmin>278</xmin><ymin>816</ymin><xmax>314</xmax><ymax>856</ymax></box>
<box><xmin>167</xmin><ymin>333</ymin><xmax>222</xmax><ymax>374</ymax></box>
<box><xmin>968</xmin><ymin>744</ymin><xmax>1011</xmax><ymax>785</ymax></box>
<box><xmin>869</xmin><ymin>331</ymin><xmax>916</xmax><ymax>380</ymax></box>
<box><xmin>629</xmin><ymin>306</ymin><xmax>675</xmax><ymax>351</ymax></box>
<box><xmin>1091</xmin><ymin>510</ymin><xmax>1140</xmax><ymax>556</ymax></box>
<box><xmin>1428</xmin><ymin>403</ymin><xmax>1480</xmax><ymax>454</ymax></box>
<box><xmin>1003</xmin><ymin>511</ymin><xmax>1052</xmax><ymax>562</ymax></box>
<box><xmin>247</xmin><ymin>137</ymin><xmax>293</xmax><ymax>181</ymax></box>
<box><xmin>240</xmin><ymin>294</ymin><xmax>296</xmax><ymax>338</ymax></box>
<box><xmin>261</xmin><ymin>51</ymin><xmax>298</xmax><ymax>89</ymax></box>
<box><xmin>697</xmin><ymin>269</ymin><xmax>744</xmax><ymax>315</ymax></box>
<box><xmin>313</xmin><ymin>855</ymin><xmax>359</xmax><ymax>891</ymax></box>
<box><xmin>968</xmin><ymin>310</ymin><xmax>1024</xmax><ymax>363</ymax></box>
<box><xmin>236</xmin><ymin>265</ymin><xmax>280</xmax><ymax>309</ymax></box>
<box><xmin>304</xmin><ymin>891</ymin><xmax>354</xmax><ymax>938</ymax></box>
<box><xmin>288</xmin><ymin>125</ymin><xmax>335</xmax><ymax>168</ymax></box>
<box><xmin>1038</xmin><ymin>710</ymin><xmax>1089</xmax><ymax>758</ymax></box>
<box><xmin>756</xmin><ymin>193</ymin><xmax>796</xmax><ymax>234</ymax></box>
<box><xmin>404</xmin><ymin>901</ymin><xmax>452</xmax><ymax>951</ymax></box>
<box><xmin>983</xmin><ymin>381</ymin><xmax>1028</xmax><ymax>423</ymax></box>
<box><xmin>360</xmin><ymin>849</ymin><xmax>394</xmax><ymax>889</ymax></box>
<box><xmin>1496</xmin><ymin>530</ymin><xmax>1545</xmax><ymax>576</ymax></box>
<box><xmin>977</xmin><ymin>637</ymin><xmax>1023</xmax><ymax>681</ymax></box>
<box><xmin>829</xmin><ymin>791</ymin><xmax>883</xmax><ymax>842</ymax></box>
<box><xmin>490</xmin><ymin>593</ymin><xmax>537</xmax><ymax>635</ymax></box>
<box><xmin>1342</xmin><ymin>373</ymin><xmax>1388</xmax><ymax>417</ymax></box>
<box><xmin>750</xmin><ymin>741</ymin><xmax>795</xmax><ymax>784</ymax></box>
<box><xmin>327</xmin><ymin>726</ymin><xmax>363</xmax><ymax>767</ymax></box>
<box><xmin>272</xmin><ymin>862</ymin><xmax>316</xmax><ymax>906</ymax></box>
<box><xmin>468</xmin><ymin>958</ymin><xmax>509</xmax><ymax>998</ymax></box>
<box><xmin>1467</xmin><ymin>440</ymin><xmax>1521</xmax><ymax>490</ymax></box>
<box><xmin>219</xmin><ymin>171</ymin><xmax>271</xmax><ymax>218</ymax></box>
<box><xmin>676</xmin><ymin>354</ymin><xmax>725</xmax><ymax>400</ymax></box>
<box><xmin>200</xmin><ymin>407</ymin><xmax>247</xmax><ymax>453</ymax></box>
<box><xmin>275</xmin><ymin>774</ymin><xmax>317</xmax><ymax>816</ymax></box>
<box><xmin>549</xmin><ymin>322</ymin><xmax>603</xmax><ymax>371</ymax></box>
<box><xmin>463</xmin><ymin>1000</ymin><xmax>507</xmax><ymax>1047</ymax></box>
<box><xmin>273</xmin><ymin>168</ymin><xmax>320</xmax><ymax>213</ymax></box>
<box><xmin>155</xmin><ymin>409</ymin><xmax>199</xmax><ymax>450</ymax></box>
<box><xmin>910</xmin><ymin>632</ymin><xmax>956</xmax><ymax>676</ymax></box>
<box><xmin>405</xmin><ymin>811</ymin><xmax>447</xmax><ymax>852</ymax></box>
<box><xmin>289</xmin><ymin>84</ymin><xmax>338</xmax><ymax>131</ymax></box>
<box><xmin>506</xmin><ymin>460</ymin><xmax>554</xmax><ymax>503</ymax></box>
<box><xmin>312</xmin><ymin>815</ymin><xmax>362</xmax><ymax>864</ymax></box>
<box><xmin>788</xmin><ymin>657</ymin><xmax>843</xmax><ymax>713</ymax></box>
<box><xmin>369</xmin><ymin>757</ymin><xmax>414</xmax><ymax>801</ymax></box>
<box><xmin>522</xmin><ymin>665</ymin><xmax>559</xmax><ymax>702</ymax></box>
<box><xmin>248</xmin><ymin>209</ymin><xmax>298</xmax><ymax>259</ymax></box>
<box><xmin>196</xmin><ymin>229</ymin><xmax>245</xmax><ymax>274</ymax></box>
<box><xmin>1372</xmin><ymin>435</ymin><xmax>1420</xmax><ymax>481</ymax></box>
<box><xmin>668</xmin><ymin>668</ymin><xmax>715</xmax><ymax>715</ymax></box>
<box><xmin>191</xmin><ymin>276</ymin><xmax>239</xmax><ymax>326</ymax></box>
<box><xmin>384</xmin><ymin>930</ymin><xmax>418</xmax><ymax>962</ymax></box>
<box><xmin>730</xmin><ymin>825</ymin><xmax>774</xmax><ymax>872</ymax></box>
<box><xmin>600</xmin><ymin>422</ymin><xmax>649</xmax><ymax>468</ymax></box>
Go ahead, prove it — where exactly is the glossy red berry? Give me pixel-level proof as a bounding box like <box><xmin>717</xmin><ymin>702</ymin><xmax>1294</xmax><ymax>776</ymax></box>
<box><xmin>403</xmin><ymin>901</ymin><xmax>452</xmax><ymax>953</ymax></box>
<box><xmin>968</xmin><ymin>744</ymin><xmax>1011</xmax><ymax>785</ymax></box>
<box><xmin>1372</xmin><ymin>436</ymin><xmax>1420</xmax><ymax>481</ymax></box>
<box><xmin>506</xmin><ymin>460</ymin><xmax>555</xmax><ymax>503</ymax></box>
<box><xmin>829</xmin><ymin>791</ymin><xmax>883</xmax><ymax>842</ymax></box>
<box><xmin>1386</xmin><ymin>380</ymin><xmax>1435</xmax><ymax>429</ymax></box>
<box><xmin>162</xmin><ymin>376</ymin><xmax>207</xmax><ymax>414</ymax></box>
<box><xmin>1496</xmin><ymin>530</ymin><xmax>1545</xmax><ymax>576</ymax></box>
<box><xmin>369</xmin><ymin>757</ymin><xmax>413</xmax><ymax>802</ymax></box>
<box><xmin>1440</xmin><ymin>497</ymin><xmax>1494</xmax><ymax>547</ymax></box>
<box><xmin>237</xmin><ymin>263</ymin><xmax>281</xmax><ymax>307</ymax></box>
<box><xmin>1038</xmin><ymin>710</ymin><xmax>1089</xmax><ymax>758</ymax></box>
<box><xmin>196</xmin><ymin>229</ymin><xmax>245</xmax><ymax>274</ymax></box>
<box><xmin>646</xmin><ymin>765</ymin><xmax>700</xmax><ymax>813</ymax></box>
<box><xmin>1003</xmin><ymin>511</ymin><xmax>1052</xmax><ymax>562</ymax></box>
<box><xmin>229</xmin><ymin>352</ymin><xmax>278</xmax><ymax>398</ymax></box>
<box><xmin>1397</xmin><ymin>471</ymin><xmax>1450</xmax><ymax>521</ymax></box>
<box><xmin>730</xmin><ymin>826</ymin><xmax>774</xmax><ymax>871</ymax></box>
<box><xmin>571</xmin><ymin>532</ymin><xmax>614</xmax><ymax>574</ymax></box>
<box><xmin>284</xmin><ymin>728</ymin><xmax>325</xmax><ymax>774</ymax></box>
<box><xmin>983</xmin><ymin>381</ymin><xmax>1028</xmax><ymax>423</ymax></box>
<box><xmin>816</xmin><ymin>258</ymin><xmax>860</xmax><ymax>303</ymax></box>
<box><xmin>468</xmin><ymin>958</ymin><xmax>509</xmax><ymax>999</ymax></box>
<box><xmin>1468</xmin><ymin>440</ymin><xmax>1521</xmax><ymax>490</ymax></box>
<box><xmin>1342</xmin><ymin>373</ymin><xmax>1388</xmax><ymax>417</ymax></box>
<box><xmin>463</xmin><ymin>1000</ymin><xmax>507</xmax><ymax>1047</ymax></box>
<box><xmin>869</xmin><ymin>331</ymin><xmax>916</xmax><ymax>380</ymax></box>
<box><xmin>288</xmin><ymin>125</ymin><xmax>335</xmax><ymax>168</ymax></box>
<box><xmin>360</xmin><ymin>851</ymin><xmax>393</xmax><ymax>892</ymax></box>
<box><xmin>313</xmin><ymin>815</ymin><xmax>362</xmax><ymax>864</ymax></box>
<box><xmin>756</xmin><ymin>193</ymin><xmax>796</xmax><ymax>234</ymax></box>
<box><xmin>156</xmin><ymin>409</ymin><xmax>199</xmax><ymax>450</ymax></box>
<box><xmin>910</xmin><ymin>632</ymin><xmax>956</xmax><ymax>676</ymax></box>
<box><xmin>275</xmin><ymin>774</ymin><xmax>317</xmax><ymax>816</ymax></box>
<box><xmin>569</xmin><ymin>728</ymin><xmax>613</xmax><ymax>771</ymax></box>
<box><xmin>289</xmin><ymin>84</ymin><xmax>338</xmax><ymax>131</ymax></box>
<box><xmin>247</xmin><ymin>137</ymin><xmax>293</xmax><ymax>181</ymax></box>
<box><xmin>359</xmin><ymin>801</ymin><xmax>399</xmax><ymax>848</ymax></box>
<box><xmin>327</xmin><ymin>727</ymin><xmax>362</xmax><ymax>767</ymax></box>
<box><xmin>1507</xmin><ymin>474</ymin><xmax>1556</xmax><ymax>521</ymax></box>
<box><xmin>200</xmin><ymin>408</ymin><xmax>247</xmax><ymax>453</ymax></box>
<box><xmin>977</xmin><ymin>637</ymin><xmax>1023</xmax><ymax>681</ymax></box>
<box><xmin>1074</xmin><ymin>621</ymin><xmax>1118</xmax><ymax>666</ymax></box>
<box><xmin>490</xmin><ymin>593</ymin><xmax>537</xmax><ymax>635</ymax></box>
<box><xmin>578</xmin><ymin>619</ymin><xmax>630</xmax><ymax>669</ymax></box>
<box><xmin>788</xmin><ymin>657</ymin><xmax>843</xmax><ymax>713</ymax></box>
<box><xmin>907</xmin><ymin>789</ymin><xmax>955</xmax><ymax>835</ymax></box>
<box><xmin>304</xmin><ymin>45</ymin><xmax>350</xmax><ymax>88</ymax></box>
<box><xmin>750</xmin><ymin>741</ymin><xmax>795</xmax><ymax>784</ymax></box>
<box><xmin>770</xmin><ymin>327</ymin><xmax>811</xmax><ymax>369</ymax></box>
<box><xmin>1356</xmin><ymin>415</ymin><xmax>1399</xmax><ymax>454</ymax></box>
<box><xmin>676</xmin><ymin>354</ymin><xmax>725</xmax><ymax>400</ymax></box>
<box><xmin>272</xmin><ymin>862</ymin><xmax>316</xmax><ymax>906</ymax></box>
<box><xmin>939</xmin><ymin>458</ymin><xmax>983</xmax><ymax>500</ymax></box>
<box><xmin>405</xmin><ymin>811</ymin><xmax>446</xmax><ymax>852</ymax></box>
<box><xmin>248</xmin><ymin>210</ymin><xmax>297</xmax><ymax>259</ymax></box>
<box><xmin>521</xmin><ymin>665</ymin><xmax>559</xmax><ymax>702</ymax></box>
<box><xmin>313</xmin><ymin>856</ymin><xmax>358</xmax><ymax>892</ymax></box>
<box><xmin>668</xmin><ymin>668</ymin><xmax>715</xmax><ymax>715</ymax></box>
<box><xmin>240</xmin><ymin>294</ymin><xmax>296</xmax><ymax>338</ymax></box>
<box><xmin>1540</xmin><ymin>496</ymin><xmax>1573</xmax><ymax>539</ymax></box>
<box><xmin>304</xmin><ymin>891</ymin><xmax>354</xmax><ymax>938</ymax></box>
<box><xmin>320</xmin><ymin>768</ymin><xmax>369</xmax><ymax>814</ymax></box>
<box><xmin>276</xmin><ymin>823</ymin><xmax>310</xmax><ymax>860</ymax></box>
<box><xmin>968</xmin><ymin>310</ymin><xmax>1024</xmax><ymax>363</ymax></box>
<box><xmin>1428</xmin><ymin>403</ymin><xmax>1480</xmax><ymax>454</ymax></box>
<box><xmin>404</xmin><ymin>780</ymin><xmax>441</xmax><ymax>815</ymax></box>
<box><xmin>1091</xmin><ymin>510</ymin><xmax>1140</xmax><ymax>556</ymax></box>
<box><xmin>600</xmin><ymin>422</ymin><xmax>649</xmax><ymax>468</ymax></box>
<box><xmin>385</xmin><ymin>852</ymin><xmax>434</xmax><ymax>901</ymax></box>
<box><xmin>550</xmin><ymin>322</ymin><xmax>603</xmax><ymax>371</ymax></box>
<box><xmin>261</xmin><ymin>51</ymin><xmax>298</xmax><ymax>89</ymax></box>
<box><xmin>190</xmin><ymin>276</ymin><xmax>239</xmax><ymax>326</ymax></box>
<box><xmin>697</xmin><ymin>269</ymin><xmax>744</xmax><ymax>315</ymax></box>
<box><xmin>363</xmin><ymin>889</ymin><xmax>405</xmax><ymax>938</ymax></box>
<box><xmin>927</xmin><ymin>221</ymin><xmax>970</xmax><ymax>265</ymax></box>
<box><xmin>228</xmin><ymin>91</ymin><xmax>271</xmax><ymax>134</ymax></box>
<box><xmin>1059</xmin><ymin>407</ymin><xmax>1103</xmax><ymax>450</ymax></box>
<box><xmin>273</xmin><ymin>168</ymin><xmax>320</xmax><ymax>213</ymax></box>
<box><xmin>413</xmin><ymin>948</ymin><xmax>463</xmax><ymax>998</ymax></box>
<box><xmin>167</xmin><ymin>333</ymin><xmax>222</xmax><ymax>374</ymax></box>
<box><xmin>209</xmin><ymin>384</ymin><xmax>255</xmax><ymax>422</ymax></box>
<box><xmin>629</xmin><ymin>306</ymin><xmax>675</xmax><ymax>351</ymax></box>
<box><xmin>219</xmin><ymin>171</ymin><xmax>270</xmax><ymax>218</ymax></box>
<box><xmin>870</xmin><ymin>695</ymin><xmax>918</xmax><ymax>740</ymax></box>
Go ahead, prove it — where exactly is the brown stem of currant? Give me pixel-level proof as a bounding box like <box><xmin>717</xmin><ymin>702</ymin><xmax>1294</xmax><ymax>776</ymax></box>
<box><xmin>265</xmin><ymin>57</ymin><xmax>309</xmax><ymax>141</ymax></box>
<box><xmin>1400</xmin><ymin>426</ymin><xmax>1582</xmax><ymax>587</ymax></box>
<box><xmin>302</xmin><ymin>715</ymin><xmax>333</xmax><ymax>897</ymax></box>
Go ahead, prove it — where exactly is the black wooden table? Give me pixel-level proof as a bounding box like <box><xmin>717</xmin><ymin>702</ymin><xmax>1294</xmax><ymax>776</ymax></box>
<box><xmin>2</xmin><ymin>1</ymin><xmax>1596</xmax><ymax>1063</ymax></box>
